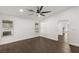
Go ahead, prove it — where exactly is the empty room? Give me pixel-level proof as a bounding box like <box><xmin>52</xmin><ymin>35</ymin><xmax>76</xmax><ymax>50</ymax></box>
<box><xmin>0</xmin><ymin>6</ymin><xmax>78</xmax><ymax>53</ymax></box>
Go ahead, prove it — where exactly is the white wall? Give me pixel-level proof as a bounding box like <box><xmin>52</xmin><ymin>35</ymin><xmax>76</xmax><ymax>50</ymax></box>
<box><xmin>40</xmin><ymin>7</ymin><xmax>79</xmax><ymax>47</ymax></box>
<box><xmin>0</xmin><ymin>15</ymin><xmax>39</xmax><ymax>45</ymax></box>
<box><xmin>40</xmin><ymin>17</ymin><xmax>58</xmax><ymax>41</ymax></box>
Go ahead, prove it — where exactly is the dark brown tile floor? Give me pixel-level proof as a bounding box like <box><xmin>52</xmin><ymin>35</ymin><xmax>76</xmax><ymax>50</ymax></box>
<box><xmin>0</xmin><ymin>36</ymin><xmax>78</xmax><ymax>53</ymax></box>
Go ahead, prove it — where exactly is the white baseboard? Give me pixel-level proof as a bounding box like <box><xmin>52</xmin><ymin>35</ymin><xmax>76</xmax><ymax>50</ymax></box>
<box><xmin>40</xmin><ymin>33</ymin><xmax>79</xmax><ymax>47</ymax></box>
<box><xmin>40</xmin><ymin>33</ymin><xmax>58</xmax><ymax>41</ymax></box>
<box><xmin>0</xmin><ymin>33</ymin><xmax>39</xmax><ymax>45</ymax></box>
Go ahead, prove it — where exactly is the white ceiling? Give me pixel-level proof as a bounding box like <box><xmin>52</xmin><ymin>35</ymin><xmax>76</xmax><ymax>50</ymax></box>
<box><xmin>0</xmin><ymin>6</ymin><xmax>72</xmax><ymax>20</ymax></box>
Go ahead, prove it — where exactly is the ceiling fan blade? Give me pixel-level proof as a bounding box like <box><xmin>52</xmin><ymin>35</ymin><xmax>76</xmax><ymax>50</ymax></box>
<box><xmin>41</xmin><ymin>11</ymin><xmax>51</xmax><ymax>13</ymax></box>
<box><xmin>40</xmin><ymin>13</ymin><xmax>45</xmax><ymax>16</ymax></box>
<box><xmin>39</xmin><ymin>6</ymin><xmax>43</xmax><ymax>12</ymax></box>
<box><xmin>27</xmin><ymin>9</ymin><xmax>35</xmax><ymax>12</ymax></box>
<box><xmin>37</xmin><ymin>6</ymin><xmax>40</xmax><ymax>13</ymax></box>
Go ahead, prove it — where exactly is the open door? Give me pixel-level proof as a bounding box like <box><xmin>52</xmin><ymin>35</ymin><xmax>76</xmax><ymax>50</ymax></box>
<box><xmin>58</xmin><ymin>20</ymin><xmax>71</xmax><ymax>53</ymax></box>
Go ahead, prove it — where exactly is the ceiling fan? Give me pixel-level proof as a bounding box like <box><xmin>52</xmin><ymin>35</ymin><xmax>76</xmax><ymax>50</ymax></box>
<box><xmin>26</xmin><ymin>6</ymin><xmax>51</xmax><ymax>17</ymax></box>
